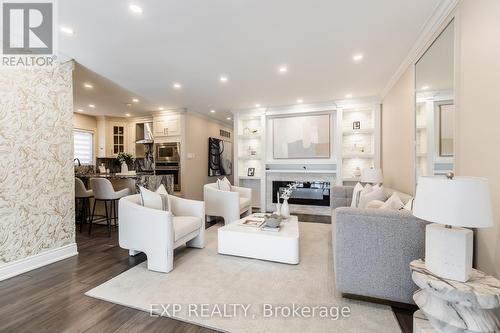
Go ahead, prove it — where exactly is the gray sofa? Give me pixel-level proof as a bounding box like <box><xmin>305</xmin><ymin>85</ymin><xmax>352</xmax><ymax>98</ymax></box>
<box><xmin>332</xmin><ymin>185</ymin><xmax>429</xmax><ymax>305</ymax></box>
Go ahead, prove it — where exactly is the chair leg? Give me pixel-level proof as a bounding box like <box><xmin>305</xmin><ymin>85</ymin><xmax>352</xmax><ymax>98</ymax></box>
<box><xmin>104</xmin><ymin>200</ymin><xmax>111</xmax><ymax>237</ymax></box>
<box><xmin>88</xmin><ymin>199</ymin><xmax>97</xmax><ymax>236</ymax></box>
<box><xmin>113</xmin><ymin>200</ymin><xmax>118</xmax><ymax>228</ymax></box>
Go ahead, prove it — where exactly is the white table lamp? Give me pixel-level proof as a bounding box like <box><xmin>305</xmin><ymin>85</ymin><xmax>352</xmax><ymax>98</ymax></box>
<box><xmin>361</xmin><ymin>167</ymin><xmax>383</xmax><ymax>184</ymax></box>
<box><xmin>414</xmin><ymin>173</ymin><xmax>493</xmax><ymax>282</ymax></box>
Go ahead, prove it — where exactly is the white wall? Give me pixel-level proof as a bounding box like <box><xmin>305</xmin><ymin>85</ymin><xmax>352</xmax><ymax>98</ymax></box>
<box><xmin>184</xmin><ymin>113</ymin><xmax>233</xmax><ymax>200</ymax></box>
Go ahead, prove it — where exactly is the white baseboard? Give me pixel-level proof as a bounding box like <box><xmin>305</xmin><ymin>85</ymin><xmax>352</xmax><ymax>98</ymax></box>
<box><xmin>0</xmin><ymin>243</ymin><xmax>78</xmax><ymax>281</ymax></box>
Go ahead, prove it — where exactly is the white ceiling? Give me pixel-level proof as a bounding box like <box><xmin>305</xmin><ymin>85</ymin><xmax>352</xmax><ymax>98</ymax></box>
<box><xmin>60</xmin><ymin>0</ymin><xmax>442</xmax><ymax>122</ymax></box>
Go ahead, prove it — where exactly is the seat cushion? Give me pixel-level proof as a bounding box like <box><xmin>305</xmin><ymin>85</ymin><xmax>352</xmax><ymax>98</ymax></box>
<box><xmin>173</xmin><ymin>216</ymin><xmax>201</xmax><ymax>241</ymax></box>
<box><xmin>239</xmin><ymin>197</ymin><xmax>251</xmax><ymax>212</ymax></box>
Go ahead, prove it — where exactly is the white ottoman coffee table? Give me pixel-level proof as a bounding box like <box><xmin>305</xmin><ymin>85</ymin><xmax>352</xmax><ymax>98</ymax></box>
<box><xmin>217</xmin><ymin>215</ymin><xmax>300</xmax><ymax>264</ymax></box>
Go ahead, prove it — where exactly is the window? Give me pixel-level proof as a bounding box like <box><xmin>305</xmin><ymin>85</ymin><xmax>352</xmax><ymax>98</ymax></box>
<box><xmin>74</xmin><ymin>130</ymin><xmax>93</xmax><ymax>165</ymax></box>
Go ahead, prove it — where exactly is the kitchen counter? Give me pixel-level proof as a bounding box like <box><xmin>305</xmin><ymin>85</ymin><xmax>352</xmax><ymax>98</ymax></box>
<box><xmin>76</xmin><ymin>173</ymin><xmax>174</xmax><ymax>194</ymax></box>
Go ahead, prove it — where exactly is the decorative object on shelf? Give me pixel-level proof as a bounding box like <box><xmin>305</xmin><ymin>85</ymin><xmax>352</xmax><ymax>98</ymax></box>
<box><xmin>414</xmin><ymin>173</ymin><xmax>493</xmax><ymax>282</ymax></box>
<box><xmin>117</xmin><ymin>152</ymin><xmax>135</xmax><ymax>174</ymax></box>
<box><xmin>250</xmin><ymin>128</ymin><xmax>259</xmax><ymax>134</ymax></box>
<box><xmin>243</xmin><ymin>127</ymin><xmax>250</xmax><ymax>135</ymax></box>
<box><xmin>352</xmin><ymin>167</ymin><xmax>362</xmax><ymax>178</ymax></box>
<box><xmin>279</xmin><ymin>183</ymin><xmax>298</xmax><ymax>218</ymax></box>
<box><xmin>361</xmin><ymin>167</ymin><xmax>383</xmax><ymax>185</ymax></box>
<box><xmin>353</xmin><ymin>121</ymin><xmax>361</xmax><ymax>130</ymax></box>
<box><xmin>208</xmin><ymin>137</ymin><xmax>233</xmax><ymax>176</ymax></box>
<box><xmin>410</xmin><ymin>259</ymin><xmax>500</xmax><ymax>333</ymax></box>
<box><xmin>247</xmin><ymin>167</ymin><xmax>255</xmax><ymax>177</ymax></box>
<box><xmin>247</xmin><ymin>146</ymin><xmax>257</xmax><ymax>156</ymax></box>
<box><xmin>273</xmin><ymin>114</ymin><xmax>330</xmax><ymax>159</ymax></box>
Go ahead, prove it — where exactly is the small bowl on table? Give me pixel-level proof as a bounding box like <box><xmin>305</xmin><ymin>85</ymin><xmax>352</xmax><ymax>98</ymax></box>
<box><xmin>264</xmin><ymin>214</ymin><xmax>283</xmax><ymax>228</ymax></box>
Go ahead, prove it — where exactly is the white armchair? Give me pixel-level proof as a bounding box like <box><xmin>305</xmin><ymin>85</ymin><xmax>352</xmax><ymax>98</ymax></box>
<box><xmin>203</xmin><ymin>183</ymin><xmax>252</xmax><ymax>225</ymax></box>
<box><xmin>118</xmin><ymin>194</ymin><xmax>205</xmax><ymax>273</ymax></box>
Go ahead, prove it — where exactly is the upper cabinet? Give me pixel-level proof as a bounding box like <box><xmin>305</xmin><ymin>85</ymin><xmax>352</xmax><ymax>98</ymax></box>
<box><xmin>96</xmin><ymin>117</ymin><xmax>132</xmax><ymax>158</ymax></box>
<box><xmin>153</xmin><ymin>114</ymin><xmax>181</xmax><ymax>137</ymax></box>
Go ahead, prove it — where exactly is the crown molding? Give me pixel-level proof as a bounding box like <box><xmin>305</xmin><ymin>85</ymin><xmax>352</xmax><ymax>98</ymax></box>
<box><xmin>379</xmin><ymin>0</ymin><xmax>459</xmax><ymax>100</ymax></box>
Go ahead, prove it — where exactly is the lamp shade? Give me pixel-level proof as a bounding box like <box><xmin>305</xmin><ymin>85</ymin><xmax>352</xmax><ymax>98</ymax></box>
<box><xmin>361</xmin><ymin>168</ymin><xmax>383</xmax><ymax>183</ymax></box>
<box><xmin>414</xmin><ymin>176</ymin><xmax>493</xmax><ymax>228</ymax></box>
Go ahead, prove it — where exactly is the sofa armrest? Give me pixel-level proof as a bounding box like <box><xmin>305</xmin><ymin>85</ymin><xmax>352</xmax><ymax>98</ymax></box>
<box><xmin>332</xmin><ymin>186</ymin><xmax>354</xmax><ymax>209</ymax></box>
<box><xmin>231</xmin><ymin>185</ymin><xmax>252</xmax><ymax>199</ymax></box>
<box><xmin>333</xmin><ymin>207</ymin><xmax>429</xmax><ymax>304</ymax></box>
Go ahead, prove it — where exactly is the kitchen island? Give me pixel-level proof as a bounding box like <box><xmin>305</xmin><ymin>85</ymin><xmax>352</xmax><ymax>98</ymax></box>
<box><xmin>76</xmin><ymin>173</ymin><xmax>174</xmax><ymax>194</ymax></box>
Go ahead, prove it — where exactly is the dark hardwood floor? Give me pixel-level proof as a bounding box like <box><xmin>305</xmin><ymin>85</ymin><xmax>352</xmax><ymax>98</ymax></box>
<box><xmin>0</xmin><ymin>215</ymin><xmax>414</xmax><ymax>333</ymax></box>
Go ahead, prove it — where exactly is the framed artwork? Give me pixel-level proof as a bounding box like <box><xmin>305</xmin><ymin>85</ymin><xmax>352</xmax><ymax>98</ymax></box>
<box><xmin>208</xmin><ymin>137</ymin><xmax>232</xmax><ymax>176</ymax></box>
<box><xmin>273</xmin><ymin>114</ymin><xmax>330</xmax><ymax>159</ymax></box>
<box><xmin>247</xmin><ymin>168</ymin><xmax>255</xmax><ymax>177</ymax></box>
<box><xmin>353</xmin><ymin>121</ymin><xmax>361</xmax><ymax>130</ymax></box>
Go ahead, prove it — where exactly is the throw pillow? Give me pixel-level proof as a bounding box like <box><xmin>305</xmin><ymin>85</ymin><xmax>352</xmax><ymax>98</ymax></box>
<box><xmin>381</xmin><ymin>192</ymin><xmax>404</xmax><ymax>210</ymax></box>
<box><xmin>366</xmin><ymin>200</ymin><xmax>385</xmax><ymax>209</ymax></box>
<box><xmin>217</xmin><ymin>177</ymin><xmax>232</xmax><ymax>191</ymax></box>
<box><xmin>403</xmin><ymin>197</ymin><xmax>415</xmax><ymax>212</ymax></box>
<box><xmin>350</xmin><ymin>182</ymin><xmax>364</xmax><ymax>208</ymax></box>
<box><xmin>156</xmin><ymin>184</ymin><xmax>172</xmax><ymax>211</ymax></box>
<box><xmin>358</xmin><ymin>186</ymin><xmax>386</xmax><ymax>209</ymax></box>
<box><xmin>139</xmin><ymin>186</ymin><xmax>170</xmax><ymax>211</ymax></box>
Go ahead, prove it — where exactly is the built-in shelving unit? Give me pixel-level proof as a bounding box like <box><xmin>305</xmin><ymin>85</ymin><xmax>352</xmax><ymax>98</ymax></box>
<box><xmin>233</xmin><ymin>101</ymin><xmax>381</xmax><ymax>211</ymax></box>
<box><xmin>234</xmin><ymin>112</ymin><xmax>266</xmax><ymax>209</ymax></box>
<box><xmin>338</xmin><ymin>105</ymin><xmax>381</xmax><ymax>184</ymax></box>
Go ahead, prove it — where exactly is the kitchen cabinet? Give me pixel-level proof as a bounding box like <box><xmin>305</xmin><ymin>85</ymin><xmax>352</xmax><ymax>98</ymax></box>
<box><xmin>153</xmin><ymin>115</ymin><xmax>181</xmax><ymax>137</ymax></box>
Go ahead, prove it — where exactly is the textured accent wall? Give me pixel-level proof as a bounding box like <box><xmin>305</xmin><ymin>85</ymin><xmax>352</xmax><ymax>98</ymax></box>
<box><xmin>0</xmin><ymin>62</ymin><xmax>75</xmax><ymax>264</ymax></box>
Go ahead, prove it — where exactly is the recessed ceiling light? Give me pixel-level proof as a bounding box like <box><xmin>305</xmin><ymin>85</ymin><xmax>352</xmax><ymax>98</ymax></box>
<box><xmin>132</xmin><ymin>98</ymin><xmax>139</xmax><ymax>103</ymax></box>
<box><xmin>210</xmin><ymin>110</ymin><xmax>216</xmax><ymax>113</ymax></box>
<box><xmin>255</xmin><ymin>103</ymin><xmax>261</xmax><ymax>108</ymax></box>
<box><xmin>227</xmin><ymin>117</ymin><xmax>232</xmax><ymax>120</ymax></box>
<box><xmin>126</xmin><ymin>103</ymin><xmax>132</xmax><ymax>107</ymax></box>
<box><xmin>279</xmin><ymin>66</ymin><xmax>288</xmax><ymax>73</ymax></box>
<box><xmin>158</xmin><ymin>106</ymin><xmax>164</xmax><ymax>110</ymax></box>
<box><xmin>345</xmin><ymin>94</ymin><xmax>353</xmax><ymax>99</ymax></box>
<box><xmin>353</xmin><ymin>54</ymin><xmax>364</xmax><ymax>62</ymax></box>
<box><xmin>421</xmin><ymin>85</ymin><xmax>430</xmax><ymax>90</ymax></box>
<box><xmin>173</xmin><ymin>83</ymin><xmax>182</xmax><ymax>89</ymax></box>
<box><xmin>77</xmin><ymin>109</ymin><xmax>84</xmax><ymax>112</ymax></box>
<box><xmin>60</xmin><ymin>26</ymin><xmax>74</xmax><ymax>35</ymax></box>
<box><xmin>83</xmin><ymin>83</ymin><xmax>93</xmax><ymax>89</ymax></box>
<box><xmin>129</xmin><ymin>4</ymin><xmax>143</xmax><ymax>14</ymax></box>
<box><xmin>220</xmin><ymin>76</ymin><xmax>228</xmax><ymax>83</ymax></box>
<box><xmin>88</xmin><ymin>104</ymin><xmax>95</xmax><ymax>108</ymax></box>
<box><xmin>297</xmin><ymin>99</ymin><xmax>303</xmax><ymax>104</ymax></box>
<box><xmin>125</xmin><ymin>113</ymin><xmax>131</xmax><ymax>117</ymax></box>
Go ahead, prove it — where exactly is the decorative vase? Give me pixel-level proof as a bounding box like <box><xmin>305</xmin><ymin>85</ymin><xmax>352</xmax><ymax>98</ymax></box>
<box><xmin>281</xmin><ymin>199</ymin><xmax>290</xmax><ymax>219</ymax></box>
<box><xmin>275</xmin><ymin>203</ymin><xmax>282</xmax><ymax>215</ymax></box>
<box><xmin>121</xmin><ymin>161</ymin><xmax>128</xmax><ymax>174</ymax></box>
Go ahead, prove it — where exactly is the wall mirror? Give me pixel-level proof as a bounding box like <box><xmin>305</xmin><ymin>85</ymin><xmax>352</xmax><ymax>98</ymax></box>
<box><xmin>415</xmin><ymin>20</ymin><xmax>455</xmax><ymax>181</ymax></box>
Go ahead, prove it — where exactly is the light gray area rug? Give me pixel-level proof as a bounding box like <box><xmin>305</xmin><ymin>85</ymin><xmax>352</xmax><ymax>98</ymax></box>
<box><xmin>86</xmin><ymin>222</ymin><xmax>401</xmax><ymax>333</ymax></box>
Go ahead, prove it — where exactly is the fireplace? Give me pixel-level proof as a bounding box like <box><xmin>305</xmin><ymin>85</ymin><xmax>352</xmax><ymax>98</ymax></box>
<box><xmin>272</xmin><ymin>181</ymin><xmax>330</xmax><ymax>207</ymax></box>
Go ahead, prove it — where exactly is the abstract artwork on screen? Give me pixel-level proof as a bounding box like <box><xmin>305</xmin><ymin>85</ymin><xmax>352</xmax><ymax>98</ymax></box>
<box><xmin>273</xmin><ymin>114</ymin><xmax>330</xmax><ymax>159</ymax></box>
<box><xmin>208</xmin><ymin>137</ymin><xmax>233</xmax><ymax>176</ymax></box>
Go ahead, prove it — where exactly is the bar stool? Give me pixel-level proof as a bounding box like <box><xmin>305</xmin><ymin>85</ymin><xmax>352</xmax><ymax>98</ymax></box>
<box><xmin>89</xmin><ymin>178</ymin><xmax>130</xmax><ymax>237</ymax></box>
<box><xmin>75</xmin><ymin>177</ymin><xmax>93</xmax><ymax>233</ymax></box>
